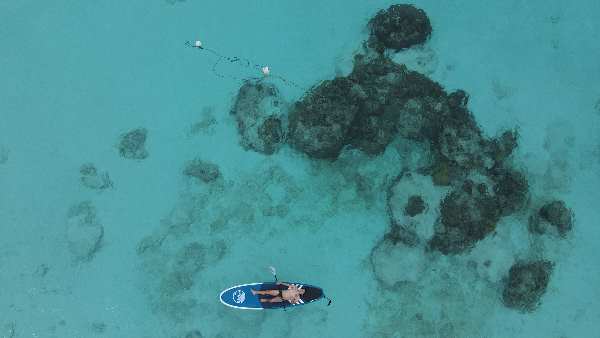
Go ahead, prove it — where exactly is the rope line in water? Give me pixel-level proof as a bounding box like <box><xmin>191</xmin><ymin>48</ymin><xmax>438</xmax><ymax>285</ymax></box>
<box><xmin>185</xmin><ymin>40</ymin><xmax>304</xmax><ymax>89</ymax></box>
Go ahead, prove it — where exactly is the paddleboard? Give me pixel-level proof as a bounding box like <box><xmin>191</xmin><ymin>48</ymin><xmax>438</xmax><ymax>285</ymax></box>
<box><xmin>219</xmin><ymin>282</ymin><xmax>324</xmax><ymax>310</ymax></box>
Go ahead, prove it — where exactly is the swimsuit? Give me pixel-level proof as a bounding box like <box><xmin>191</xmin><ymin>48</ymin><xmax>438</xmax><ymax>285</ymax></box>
<box><xmin>258</xmin><ymin>288</ymin><xmax>284</xmax><ymax>300</ymax></box>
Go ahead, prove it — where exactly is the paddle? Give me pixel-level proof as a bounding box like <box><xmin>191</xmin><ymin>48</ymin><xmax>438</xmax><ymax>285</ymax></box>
<box><xmin>268</xmin><ymin>266</ymin><xmax>278</xmax><ymax>283</ymax></box>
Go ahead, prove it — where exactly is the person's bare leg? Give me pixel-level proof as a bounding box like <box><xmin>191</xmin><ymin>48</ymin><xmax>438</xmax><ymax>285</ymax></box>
<box><xmin>259</xmin><ymin>296</ymin><xmax>283</xmax><ymax>303</ymax></box>
<box><xmin>251</xmin><ymin>289</ymin><xmax>279</xmax><ymax>296</ymax></box>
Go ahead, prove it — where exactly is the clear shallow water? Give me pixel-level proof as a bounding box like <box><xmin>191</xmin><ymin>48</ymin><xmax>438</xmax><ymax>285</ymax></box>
<box><xmin>1</xmin><ymin>1</ymin><xmax>599</xmax><ymax>337</ymax></box>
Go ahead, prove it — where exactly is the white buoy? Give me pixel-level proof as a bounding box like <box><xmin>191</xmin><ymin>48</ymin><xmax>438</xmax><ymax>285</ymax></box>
<box><xmin>261</xmin><ymin>66</ymin><xmax>270</xmax><ymax>76</ymax></box>
<box><xmin>194</xmin><ymin>40</ymin><xmax>202</xmax><ymax>48</ymax></box>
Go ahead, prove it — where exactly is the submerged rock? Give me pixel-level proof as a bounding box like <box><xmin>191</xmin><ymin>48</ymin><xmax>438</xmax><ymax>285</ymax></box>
<box><xmin>288</xmin><ymin>77</ymin><xmax>361</xmax><ymax>159</ymax></box>
<box><xmin>487</xmin><ymin>129</ymin><xmax>519</xmax><ymax>167</ymax></box>
<box><xmin>429</xmin><ymin>180</ymin><xmax>500</xmax><ymax>255</ymax></box>
<box><xmin>289</xmin><ymin>55</ymin><xmax>452</xmax><ymax>159</ymax></box>
<box><xmin>231</xmin><ymin>81</ymin><xmax>286</xmax><ymax>155</ymax></box>
<box><xmin>529</xmin><ymin>200</ymin><xmax>574</xmax><ymax>237</ymax></box>
<box><xmin>404</xmin><ymin>195</ymin><xmax>426</xmax><ymax>217</ymax></box>
<box><xmin>310</xmin><ymin>54</ymin><xmax>487</xmax><ymax>165</ymax></box>
<box><xmin>502</xmin><ymin>260</ymin><xmax>553</xmax><ymax>312</ymax></box>
<box><xmin>347</xmin><ymin>56</ymin><xmax>446</xmax><ymax>155</ymax></box>
<box><xmin>346</xmin><ymin>111</ymin><xmax>397</xmax><ymax>155</ymax></box>
<box><xmin>80</xmin><ymin>163</ymin><xmax>113</xmax><ymax>190</ymax></box>
<box><xmin>284</xmin><ymin>25</ymin><xmax>506</xmax><ymax>186</ymax></box>
<box><xmin>392</xmin><ymin>95</ymin><xmax>445</xmax><ymax>143</ymax></box>
<box><xmin>183</xmin><ymin>159</ymin><xmax>220</xmax><ymax>183</ymax></box>
<box><xmin>418</xmin><ymin>89</ymin><xmax>505</xmax><ymax>181</ymax></box>
<box><xmin>539</xmin><ymin>200</ymin><xmax>574</xmax><ymax>235</ymax></box>
<box><xmin>65</xmin><ymin>201</ymin><xmax>104</xmax><ymax>262</ymax></box>
<box><xmin>491</xmin><ymin>167</ymin><xmax>529</xmax><ymax>216</ymax></box>
<box><xmin>118</xmin><ymin>128</ymin><xmax>148</xmax><ymax>160</ymax></box>
<box><xmin>434</xmin><ymin>93</ymin><xmax>488</xmax><ymax>171</ymax></box>
<box><xmin>367</xmin><ymin>4</ymin><xmax>432</xmax><ymax>53</ymax></box>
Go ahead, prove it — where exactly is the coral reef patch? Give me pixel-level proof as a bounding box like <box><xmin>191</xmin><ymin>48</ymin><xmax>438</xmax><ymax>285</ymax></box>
<box><xmin>65</xmin><ymin>201</ymin><xmax>104</xmax><ymax>262</ymax></box>
<box><xmin>231</xmin><ymin>81</ymin><xmax>287</xmax><ymax>155</ymax></box>
<box><xmin>118</xmin><ymin>128</ymin><xmax>148</xmax><ymax>160</ymax></box>
<box><xmin>502</xmin><ymin>260</ymin><xmax>554</xmax><ymax>312</ymax></box>
<box><xmin>183</xmin><ymin>158</ymin><xmax>221</xmax><ymax>183</ymax></box>
<box><xmin>529</xmin><ymin>200</ymin><xmax>574</xmax><ymax>237</ymax></box>
<box><xmin>79</xmin><ymin>163</ymin><xmax>113</xmax><ymax>190</ymax></box>
<box><xmin>367</xmin><ymin>4</ymin><xmax>432</xmax><ymax>53</ymax></box>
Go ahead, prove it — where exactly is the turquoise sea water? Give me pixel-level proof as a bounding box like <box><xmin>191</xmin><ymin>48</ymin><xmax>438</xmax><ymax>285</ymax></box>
<box><xmin>1</xmin><ymin>1</ymin><xmax>599</xmax><ymax>337</ymax></box>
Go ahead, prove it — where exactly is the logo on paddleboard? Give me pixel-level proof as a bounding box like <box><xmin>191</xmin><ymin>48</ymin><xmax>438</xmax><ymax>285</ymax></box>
<box><xmin>232</xmin><ymin>290</ymin><xmax>245</xmax><ymax>304</ymax></box>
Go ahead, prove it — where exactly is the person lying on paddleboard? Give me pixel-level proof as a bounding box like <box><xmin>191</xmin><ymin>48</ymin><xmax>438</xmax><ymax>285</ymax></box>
<box><xmin>251</xmin><ymin>282</ymin><xmax>306</xmax><ymax>304</ymax></box>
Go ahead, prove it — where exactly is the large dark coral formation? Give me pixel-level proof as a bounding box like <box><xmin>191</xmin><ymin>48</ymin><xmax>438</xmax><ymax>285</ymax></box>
<box><xmin>228</xmin><ymin>3</ymin><xmax>543</xmax><ymax>260</ymax></box>
<box><xmin>287</xmin><ymin>50</ymin><xmax>511</xmax><ymax>180</ymax></box>
<box><xmin>231</xmin><ymin>80</ymin><xmax>286</xmax><ymax>155</ymax></box>
<box><xmin>183</xmin><ymin>158</ymin><xmax>220</xmax><ymax>183</ymax></box>
<box><xmin>502</xmin><ymin>260</ymin><xmax>553</xmax><ymax>312</ymax></box>
<box><xmin>429</xmin><ymin>180</ymin><xmax>501</xmax><ymax>254</ymax></box>
<box><xmin>288</xmin><ymin>77</ymin><xmax>362</xmax><ymax>159</ymax></box>
<box><xmin>434</xmin><ymin>95</ymin><xmax>488</xmax><ymax>172</ymax></box>
<box><xmin>367</xmin><ymin>4</ymin><xmax>432</xmax><ymax>53</ymax></box>
<box><xmin>487</xmin><ymin>129</ymin><xmax>519</xmax><ymax>165</ymax></box>
<box><xmin>425</xmin><ymin>127</ymin><xmax>528</xmax><ymax>254</ymax></box>
<box><xmin>289</xmin><ymin>55</ymin><xmax>452</xmax><ymax>159</ymax></box>
<box><xmin>529</xmin><ymin>200</ymin><xmax>574</xmax><ymax>237</ymax></box>
<box><xmin>284</xmin><ymin>50</ymin><xmax>529</xmax><ymax>256</ymax></box>
<box><xmin>426</xmin><ymin>90</ymin><xmax>519</xmax><ymax>186</ymax></box>
<box><xmin>118</xmin><ymin>128</ymin><xmax>148</xmax><ymax>160</ymax></box>
<box><xmin>490</xmin><ymin>167</ymin><xmax>529</xmax><ymax>216</ymax></box>
<box><xmin>348</xmin><ymin>56</ymin><xmax>446</xmax><ymax>153</ymax></box>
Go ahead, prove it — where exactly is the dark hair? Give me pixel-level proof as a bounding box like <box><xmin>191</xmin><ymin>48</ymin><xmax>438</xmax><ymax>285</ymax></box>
<box><xmin>300</xmin><ymin>286</ymin><xmax>323</xmax><ymax>302</ymax></box>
